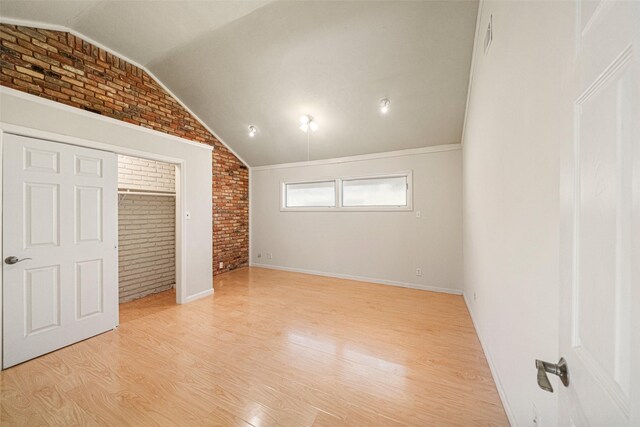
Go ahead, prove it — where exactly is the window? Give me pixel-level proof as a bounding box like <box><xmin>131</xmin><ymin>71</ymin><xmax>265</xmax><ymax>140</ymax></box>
<box><xmin>284</xmin><ymin>180</ymin><xmax>336</xmax><ymax>208</ymax></box>
<box><xmin>281</xmin><ymin>171</ymin><xmax>412</xmax><ymax>211</ymax></box>
<box><xmin>342</xmin><ymin>176</ymin><xmax>407</xmax><ymax>207</ymax></box>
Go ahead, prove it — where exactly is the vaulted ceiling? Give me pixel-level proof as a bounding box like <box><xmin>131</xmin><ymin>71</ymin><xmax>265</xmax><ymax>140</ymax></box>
<box><xmin>0</xmin><ymin>1</ymin><xmax>478</xmax><ymax>166</ymax></box>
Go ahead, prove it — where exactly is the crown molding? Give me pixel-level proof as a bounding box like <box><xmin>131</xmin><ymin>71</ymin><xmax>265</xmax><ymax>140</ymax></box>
<box><xmin>251</xmin><ymin>143</ymin><xmax>461</xmax><ymax>171</ymax></box>
<box><xmin>460</xmin><ymin>0</ymin><xmax>484</xmax><ymax>147</ymax></box>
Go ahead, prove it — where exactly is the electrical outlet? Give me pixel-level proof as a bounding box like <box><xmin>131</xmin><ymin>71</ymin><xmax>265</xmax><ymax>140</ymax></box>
<box><xmin>267</xmin><ymin>253</ymin><xmax>273</xmax><ymax>260</ymax></box>
<box><xmin>185</xmin><ymin>211</ymin><xmax>191</xmax><ymax>220</ymax></box>
<box><xmin>532</xmin><ymin>404</ymin><xmax>541</xmax><ymax>426</ymax></box>
<box><xmin>219</xmin><ymin>262</ymin><xmax>224</xmax><ymax>269</ymax></box>
<box><xmin>415</xmin><ymin>268</ymin><xmax>422</xmax><ymax>276</ymax></box>
<box><xmin>416</xmin><ymin>211</ymin><xmax>421</xmax><ymax>218</ymax></box>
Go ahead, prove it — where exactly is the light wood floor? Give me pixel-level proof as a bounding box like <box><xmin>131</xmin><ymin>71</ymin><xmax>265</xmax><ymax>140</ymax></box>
<box><xmin>0</xmin><ymin>267</ymin><xmax>508</xmax><ymax>426</ymax></box>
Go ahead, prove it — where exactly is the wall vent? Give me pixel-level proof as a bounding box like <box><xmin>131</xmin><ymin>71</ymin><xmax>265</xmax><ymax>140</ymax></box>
<box><xmin>484</xmin><ymin>14</ymin><xmax>493</xmax><ymax>54</ymax></box>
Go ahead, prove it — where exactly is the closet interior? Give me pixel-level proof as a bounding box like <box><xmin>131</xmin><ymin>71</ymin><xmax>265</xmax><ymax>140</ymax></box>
<box><xmin>117</xmin><ymin>155</ymin><xmax>176</xmax><ymax>303</ymax></box>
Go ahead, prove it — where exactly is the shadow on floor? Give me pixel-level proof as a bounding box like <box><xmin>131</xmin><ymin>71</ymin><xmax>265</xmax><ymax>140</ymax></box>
<box><xmin>119</xmin><ymin>288</ymin><xmax>178</xmax><ymax>324</ymax></box>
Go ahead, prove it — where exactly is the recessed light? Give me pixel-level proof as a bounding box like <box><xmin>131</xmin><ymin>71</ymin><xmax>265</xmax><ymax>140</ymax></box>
<box><xmin>299</xmin><ymin>115</ymin><xmax>318</xmax><ymax>133</ymax></box>
<box><xmin>248</xmin><ymin>125</ymin><xmax>257</xmax><ymax>137</ymax></box>
<box><xmin>379</xmin><ymin>98</ymin><xmax>390</xmax><ymax>114</ymax></box>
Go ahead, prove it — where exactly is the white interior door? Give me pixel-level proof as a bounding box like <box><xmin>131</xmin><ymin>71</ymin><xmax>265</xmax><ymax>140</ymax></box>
<box><xmin>559</xmin><ymin>0</ymin><xmax>639</xmax><ymax>425</ymax></box>
<box><xmin>2</xmin><ymin>133</ymin><xmax>118</xmax><ymax>368</ymax></box>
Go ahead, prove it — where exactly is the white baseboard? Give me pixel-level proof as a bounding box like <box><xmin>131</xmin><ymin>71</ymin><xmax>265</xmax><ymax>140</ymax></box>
<box><xmin>250</xmin><ymin>263</ymin><xmax>462</xmax><ymax>295</ymax></box>
<box><xmin>183</xmin><ymin>288</ymin><xmax>213</xmax><ymax>304</ymax></box>
<box><xmin>463</xmin><ymin>292</ymin><xmax>516</xmax><ymax>427</ymax></box>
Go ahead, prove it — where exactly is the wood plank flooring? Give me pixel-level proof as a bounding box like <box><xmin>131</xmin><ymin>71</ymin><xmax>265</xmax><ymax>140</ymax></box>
<box><xmin>0</xmin><ymin>267</ymin><xmax>508</xmax><ymax>426</ymax></box>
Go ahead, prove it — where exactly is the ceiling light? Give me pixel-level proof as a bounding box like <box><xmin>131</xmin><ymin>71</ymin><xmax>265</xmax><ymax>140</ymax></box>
<box><xmin>248</xmin><ymin>125</ymin><xmax>257</xmax><ymax>137</ymax></box>
<box><xmin>380</xmin><ymin>98</ymin><xmax>391</xmax><ymax>114</ymax></box>
<box><xmin>299</xmin><ymin>115</ymin><xmax>318</xmax><ymax>133</ymax></box>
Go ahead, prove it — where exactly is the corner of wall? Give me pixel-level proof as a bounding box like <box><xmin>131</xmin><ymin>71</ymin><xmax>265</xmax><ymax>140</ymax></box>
<box><xmin>462</xmin><ymin>291</ymin><xmax>517</xmax><ymax>426</ymax></box>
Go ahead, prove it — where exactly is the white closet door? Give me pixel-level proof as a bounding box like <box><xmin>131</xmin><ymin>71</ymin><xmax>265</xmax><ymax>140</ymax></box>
<box><xmin>2</xmin><ymin>133</ymin><xmax>118</xmax><ymax>368</ymax></box>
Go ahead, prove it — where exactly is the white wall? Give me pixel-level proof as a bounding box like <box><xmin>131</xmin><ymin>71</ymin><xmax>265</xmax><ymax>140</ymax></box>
<box><xmin>462</xmin><ymin>1</ymin><xmax>574</xmax><ymax>425</ymax></box>
<box><xmin>0</xmin><ymin>88</ymin><xmax>213</xmax><ymax>303</ymax></box>
<box><xmin>251</xmin><ymin>146</ymin><xmax>463</xmax><ymax>293</ymax></box>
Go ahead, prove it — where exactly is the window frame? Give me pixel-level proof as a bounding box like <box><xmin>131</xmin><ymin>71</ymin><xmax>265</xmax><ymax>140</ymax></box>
<box><xmin>280</xmin><ymin>179</ymin><xmax>339</xmax><ymax>211</ymax></box>
<box><xmin>280</xmin><ymin>170</ymin><xmax>413</xmax><ymax>212</ymax></box>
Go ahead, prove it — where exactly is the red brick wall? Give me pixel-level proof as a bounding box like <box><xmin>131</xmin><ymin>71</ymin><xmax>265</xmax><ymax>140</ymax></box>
<box><xmin>0</xmin><ymin>24</ymin><xmax>248</xmax><ymax>276</ymax></box>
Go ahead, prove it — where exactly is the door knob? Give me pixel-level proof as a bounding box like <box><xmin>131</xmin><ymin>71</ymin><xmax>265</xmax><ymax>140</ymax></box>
<box><xmin>4</xmin><ymin>256</ymin><xmax>32</xmax><ymax>265</ymax></box>
<box><xmin>535</xmin><ymin>357</ymin><xmax>569</xmax><ymax>392</ymax></box>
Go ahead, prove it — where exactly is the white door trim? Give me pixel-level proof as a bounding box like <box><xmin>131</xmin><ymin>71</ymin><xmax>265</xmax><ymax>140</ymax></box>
<box><xmin>0</xmin><ymin>123</ymin><xmax>189</xmax><ymax>369</ymax></box>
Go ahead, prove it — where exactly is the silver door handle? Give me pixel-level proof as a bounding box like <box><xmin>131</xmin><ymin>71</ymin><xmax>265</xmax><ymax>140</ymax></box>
<box><xmin>4</xmin><ymin>256</ymin><xmax>32</xmax><ymax>265</ymax></box>
<box><xmin>535</xmin><ymin>357</ymin><xmax>569</xmax><ymax>392</ymax></box>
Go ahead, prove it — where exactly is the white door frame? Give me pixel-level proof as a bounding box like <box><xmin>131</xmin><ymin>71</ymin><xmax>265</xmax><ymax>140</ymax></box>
<box><xmin>0</xmin><ymin>123</ymin><xmax>189</xmax><ymax>368</ymax></box>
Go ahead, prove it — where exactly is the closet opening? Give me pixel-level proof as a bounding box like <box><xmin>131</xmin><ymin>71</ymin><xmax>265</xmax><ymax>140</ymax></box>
<box><xmin>117</xmin><ymin>155</ymin><xmax>177</xmax><ymax>306</ymax></box>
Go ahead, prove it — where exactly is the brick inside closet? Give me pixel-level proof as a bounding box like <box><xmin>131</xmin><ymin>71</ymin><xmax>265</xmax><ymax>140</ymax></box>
<box><xmin>117</xmin><ymin>155</ymin><xmax>176</xmax><ymax>303</ymax></box>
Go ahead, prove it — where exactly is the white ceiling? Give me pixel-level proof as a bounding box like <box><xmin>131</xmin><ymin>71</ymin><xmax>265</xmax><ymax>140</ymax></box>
<box><xmin>0</xmin><ymin>1</ymin><xmax>478</xmax><ymax>166</ymax></box>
